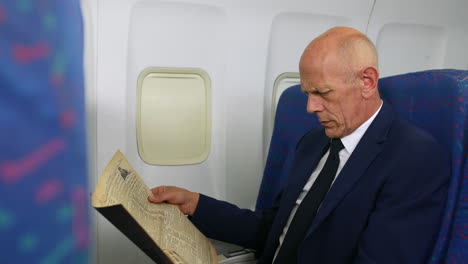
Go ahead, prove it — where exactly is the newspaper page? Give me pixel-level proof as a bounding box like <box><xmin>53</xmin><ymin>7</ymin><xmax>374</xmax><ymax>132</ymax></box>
<box><xmin>92</xmin><ymin>150</ymin><xmax>217</xmax><ymax>264</ymax></box>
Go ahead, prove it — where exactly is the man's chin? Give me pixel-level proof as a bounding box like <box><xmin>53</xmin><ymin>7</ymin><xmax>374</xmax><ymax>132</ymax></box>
<box><xmin>324</xmin><ymin>128</ymin><xmax>341</xmax><ymax>139</ymax></box>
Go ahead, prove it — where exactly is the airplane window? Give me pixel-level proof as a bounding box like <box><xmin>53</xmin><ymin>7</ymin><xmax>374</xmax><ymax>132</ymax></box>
<box><xmin>272</xmin><ymin>72</ymin><xmax>301</xmax><ymax>118</ymax></box>
<box><xmin>136</xmin><ymin>68</ymin><xmax>211</xmax><ymax>165</ymax></box>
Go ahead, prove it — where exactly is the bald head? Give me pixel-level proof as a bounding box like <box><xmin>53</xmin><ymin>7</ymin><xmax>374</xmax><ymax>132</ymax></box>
<box><xmin>299</xmin><ymin>27</ymin><xmax>382</xmax><ymax>138</ymax></box>
<box><xmin>301</xmin><ymin>27</ymin><xmax>378</xmax><ymax>81</ymax></box>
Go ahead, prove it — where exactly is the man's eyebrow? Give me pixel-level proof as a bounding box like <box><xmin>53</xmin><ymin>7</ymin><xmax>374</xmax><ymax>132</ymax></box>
<box><xmin>301</xmin><ymin>83</ymin><xmax>332</xmax><ymax>93</ymax></box>
<box><xmin>300</xmin><ymin>80</ymin><xmax>315</xmax><ymax>91</ymax></box>
<box><xmin>301</xmin><ymin>86</ymin><xmax>315</xmax><ymax>93</ymax></box>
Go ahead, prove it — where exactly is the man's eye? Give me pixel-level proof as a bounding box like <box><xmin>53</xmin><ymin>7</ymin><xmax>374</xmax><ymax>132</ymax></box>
<box><xmin>303</xmin><ymin>90</ymin><xmax>331</xmax><ymax>96</ymax></box>
<box><xmin>317</xmin><ymin>90</ymin><xmax>331</xmax><ymax>96</ymax></box>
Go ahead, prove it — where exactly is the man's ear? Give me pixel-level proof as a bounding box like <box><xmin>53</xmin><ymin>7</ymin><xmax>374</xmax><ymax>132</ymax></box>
<box><xmin>360</xmin><ymin>66</ymin><xmax>379</xmax><ymax>98</ymax></box>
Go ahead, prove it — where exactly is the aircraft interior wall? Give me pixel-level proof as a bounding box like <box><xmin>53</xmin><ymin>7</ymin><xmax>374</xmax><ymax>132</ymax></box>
<box><xmin>81</xmin><ymin>0</ymin><xmax>468</xmax><ymax>263</ymax></box>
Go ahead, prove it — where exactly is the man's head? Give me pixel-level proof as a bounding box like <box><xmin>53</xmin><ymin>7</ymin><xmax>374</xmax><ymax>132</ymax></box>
<box><xmin>299</xmin><ymin>26</ymin><xmax>381</xmax><ymax>138</ymax></box>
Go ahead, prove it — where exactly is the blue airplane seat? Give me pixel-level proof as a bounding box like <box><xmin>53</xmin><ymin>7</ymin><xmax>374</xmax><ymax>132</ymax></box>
<box><xmin>378</xmin><ymin>70</ymin><xmax>468</xmax><ymax>264</ymax></box>
<box><xmin>255</xmin><ymin>69</ymin><xmax>468</xmax><ymax>263</ymax></box>
<box><xmin>0</xmin><ymin>1</ymin><xmax>89</xmax><ymax>263</ymax></box>
<box><xmin>256</xmin><ymin>85</ymin><xmax>320</xmax><ymax>211</ymax></box>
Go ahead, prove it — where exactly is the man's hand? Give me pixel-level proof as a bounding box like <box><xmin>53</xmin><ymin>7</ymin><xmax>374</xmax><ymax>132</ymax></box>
<box><xmin>147</xmin><ymin>186</ymin><xmax>200</xmax><ymax>216</ymax></box>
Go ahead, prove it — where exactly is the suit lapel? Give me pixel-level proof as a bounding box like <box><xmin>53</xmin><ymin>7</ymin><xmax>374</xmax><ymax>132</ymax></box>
<box><xmin>262</xmin><ymin>131</ymin><xmax>329</xmax><ymax>259</ymax></box>
<box><xmin>306</xmin><ymin>102</ymin><xmax>394</xmax><ymax>236</ymax></box>
<box><xmin>276</xmin><ymin>133</ymin><xmax>329</xmax><ymax>228</ymax></box>
<box><xmin>284</xmin><ymin>135</ymin><xmax>330</xmax><ymax>209</ymax></box>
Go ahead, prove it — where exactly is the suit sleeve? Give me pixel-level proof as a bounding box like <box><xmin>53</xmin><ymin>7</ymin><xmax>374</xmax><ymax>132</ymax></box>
<box><xmin>190</xmin><ymin>193</ymin><xmax>280</xmax><ymax>250</ymax></box>
<box><xmin>353</xmin><ymin>136</ymin><xmax>450</xmax><ymax>264</ymax></box>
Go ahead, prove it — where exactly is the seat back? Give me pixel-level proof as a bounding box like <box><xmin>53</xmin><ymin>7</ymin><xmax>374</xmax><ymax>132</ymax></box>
<box><xmin>0</xmin><ymin>1</ymin><xmax>89</xmax><ymax>263</ymax></box>
<box><xmin>378</xmin><ymin>70</ymin><xmax>468</xmax><ymax>263</ymax></box>
<box><xmin>256</xmin><ymin>69</ymin><xmax>468</xmax><ymax>263</ymax></box>
<box><xmin>256</xmin><ymin>85</ymin><xmax>320</xmax><ymax>210</ymax></box>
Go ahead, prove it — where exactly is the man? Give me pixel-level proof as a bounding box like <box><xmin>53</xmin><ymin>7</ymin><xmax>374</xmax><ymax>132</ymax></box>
<box><xmin>148</xmin><ymin>27</ymin><xmax>450</xmax><ymax>263</ymax></box>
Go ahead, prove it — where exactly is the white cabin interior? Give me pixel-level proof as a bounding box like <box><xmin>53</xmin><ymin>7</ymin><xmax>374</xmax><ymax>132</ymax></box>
<box><xmin>80</xmin><ymin>0</ymin><xmax>468</xmax><ymax>263</ymax></box>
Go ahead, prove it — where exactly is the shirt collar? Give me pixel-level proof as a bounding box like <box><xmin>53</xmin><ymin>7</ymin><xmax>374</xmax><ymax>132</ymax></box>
<box><xmin>340</xmin><ymin>100</ymin><xmax>383</xmax><ymax>155</ymax></box>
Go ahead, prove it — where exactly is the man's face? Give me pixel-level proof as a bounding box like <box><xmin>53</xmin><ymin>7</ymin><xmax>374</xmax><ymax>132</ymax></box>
<box><xmin>300</xmin><ymin>59</ymin><xmax>363</xmax><ymax>139</ymax></box>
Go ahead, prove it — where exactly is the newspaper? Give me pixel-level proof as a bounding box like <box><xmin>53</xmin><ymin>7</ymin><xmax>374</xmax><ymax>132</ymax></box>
<box><xmin>92</xmin><ymin>150</ymin><xmax>217</xmax><ymax>264</ymax></box>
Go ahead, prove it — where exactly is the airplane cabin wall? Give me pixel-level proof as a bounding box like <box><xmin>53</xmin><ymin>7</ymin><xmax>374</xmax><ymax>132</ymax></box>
<box><xmin>367</xmin><ymin>0</ymin><xmax>468</xmax><ymax>77</ymax></box>
<box><xmin>81</xmin><ymin>0</ymin><xmax>468</xmax><ymax>263</ymax></box>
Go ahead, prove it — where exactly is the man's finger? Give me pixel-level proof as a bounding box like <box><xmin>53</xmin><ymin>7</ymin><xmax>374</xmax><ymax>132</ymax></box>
<box><xmin>148</xmin><ymin>194</ymin><xmax>161</xmax><ymax>203</ymax></box>
<box><xmin>150</xmin><ymin>185</ymin><xmax>167</xmax><ymax>196</ymax></box>
<box><xmin>148</xmin><ymin>188</ymin><xmax>179</xmax><ymax>204</ymax></box>
<box><xmin>148</xmin><ymin>193</ymin><xmax>168</xmax><ymax>203</ymax></box>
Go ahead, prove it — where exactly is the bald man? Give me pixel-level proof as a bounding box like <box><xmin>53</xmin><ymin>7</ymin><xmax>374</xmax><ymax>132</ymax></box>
<box><xmin>148</xmin><ymin>27</ymin><xmax>449</xmax><ymax>264</ymax></box>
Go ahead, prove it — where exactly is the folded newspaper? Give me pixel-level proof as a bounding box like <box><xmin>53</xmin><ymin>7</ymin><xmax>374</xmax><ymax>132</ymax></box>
<box><xmin>92</xmin><ymin>150</ymin><xmax>218</xmax><ymax>264</ymax></box>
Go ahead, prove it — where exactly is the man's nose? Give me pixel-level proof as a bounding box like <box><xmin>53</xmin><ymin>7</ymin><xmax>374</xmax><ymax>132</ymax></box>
<box><xmin>307</xmin><ymin>94</ymin><xmax>323</xmax><ymax>113</ymax></box>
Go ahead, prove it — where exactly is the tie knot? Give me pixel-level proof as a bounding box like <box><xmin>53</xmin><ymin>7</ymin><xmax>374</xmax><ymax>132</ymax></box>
<box><xmin>330</xmin><ymin>138</ymin><xmax>344</xmax><ymax>155</ymax></box>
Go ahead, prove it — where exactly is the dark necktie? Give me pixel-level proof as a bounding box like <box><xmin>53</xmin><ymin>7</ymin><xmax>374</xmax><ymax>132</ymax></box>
<box><xmin>273</xmin><ymin>138</ymin><xmax>345</xmax><ymax>264</ymax></box>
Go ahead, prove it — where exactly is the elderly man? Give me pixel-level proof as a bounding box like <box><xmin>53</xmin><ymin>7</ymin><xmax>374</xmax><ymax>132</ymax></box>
<box><xmin>148</xmin><ymin>27</ymin><xmax>449</xmax><ymax>263</ymax></box>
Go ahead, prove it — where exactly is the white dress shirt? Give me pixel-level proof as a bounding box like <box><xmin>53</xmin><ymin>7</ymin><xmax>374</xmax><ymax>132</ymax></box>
<box><xmin>273</xmin><ymin>101</ymin><xmax>383</xmax><ymax>260</ymax></box>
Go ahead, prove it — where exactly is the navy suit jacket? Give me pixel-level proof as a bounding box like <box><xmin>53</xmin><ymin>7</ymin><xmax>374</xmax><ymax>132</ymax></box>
<box><xmin>191</xmin><ymin>102</ymin><xmax>450</xmax><ymax>264</ymax></box>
